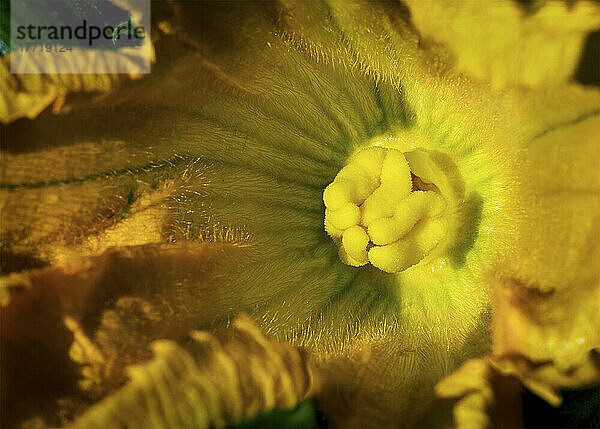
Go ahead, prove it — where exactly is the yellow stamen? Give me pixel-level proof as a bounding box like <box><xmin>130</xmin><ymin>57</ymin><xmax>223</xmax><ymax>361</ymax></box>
<box><xmin>342</xmin><ymin>225</ymin><xmax>370</xmax><ymax>266</ymax></box>
<box><xmin>323</xmin><ymin>146</ymin><xmax>449</xmax><ymax>273</ymax></box>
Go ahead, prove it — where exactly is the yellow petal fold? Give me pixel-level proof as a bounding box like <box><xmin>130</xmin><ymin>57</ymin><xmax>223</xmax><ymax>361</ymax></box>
<box><xmin>404</xmin><ymin>0</ymin><xmax>600</xmax><ymax>89</ymax></box>
<box><xmin>490</xmin><ymin>86</ymin><xmax>600</xmax><ymax>395</ymax></box>
<box><xmin>70</xmin><ymin>314</ymin><xmax>313</xmax><ymax>429</ymax></box>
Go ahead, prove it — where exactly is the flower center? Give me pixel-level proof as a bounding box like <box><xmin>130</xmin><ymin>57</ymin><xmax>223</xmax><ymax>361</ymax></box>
<box><xmin>323</xmin><ymin>146</ymin><xmax>450</xmax><ymax>273</ymax></box>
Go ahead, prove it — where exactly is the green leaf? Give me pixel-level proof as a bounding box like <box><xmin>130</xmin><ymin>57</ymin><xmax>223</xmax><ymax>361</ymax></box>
<box><xmin>229</xmin><ymin>401</ymin><xmax>320</xmax><ymax>429</ymax></box>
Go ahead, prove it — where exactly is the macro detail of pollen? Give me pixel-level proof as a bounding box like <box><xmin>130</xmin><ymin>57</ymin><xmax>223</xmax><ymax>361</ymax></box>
<box><xmin>324</xmin><ymin>142</ymin><xmax>454</xmax><ymax>273</ymax></box>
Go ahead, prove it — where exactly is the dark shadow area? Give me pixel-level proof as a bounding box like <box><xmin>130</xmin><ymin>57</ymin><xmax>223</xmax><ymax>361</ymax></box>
<box><xmin>448</xmin><ymin>192</ymin><xmax>484</xmax><ymax>268</ymax></box>
<box><xmin>0</xmin><ymin>247</ymin><xmax>49</xmax><ymax>274</ymax></box>
<box><xmin>574</xmin><ymin>30</ymin><xmax>600</xmax><ymax>88</ymax></box>
<box><xmin>523</xmin><ymin>384</ymin><xmax>600</xmax><ymax>429</ymax></box>
<box><xmin>0</xmin><ymin>278</ymin><xmax>80</xmax><ymax>428</ymax></box>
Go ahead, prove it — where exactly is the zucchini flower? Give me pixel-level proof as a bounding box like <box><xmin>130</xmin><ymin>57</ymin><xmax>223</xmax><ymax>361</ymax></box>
<box><xmin>1</xmin><ymin>1</ymin><xmax>599</xmax><ymax>427</ymax></box>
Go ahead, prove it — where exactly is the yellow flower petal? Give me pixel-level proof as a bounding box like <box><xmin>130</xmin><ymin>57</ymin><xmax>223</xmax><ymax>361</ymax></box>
<box><xmin>404</xmin><ymin>0</ymin><xmax>600</xmax><ymax>88</ymax></box>
<box><xmin>491</xmin><ymin>86</ymin><xmax>600</xmax><ymax>395</ymax></box>
<box><xmin>435</xmin><ymin>357</ymin><xmax>523</xmax><ymax>429</ymax></box>
<box><xmin>69</xmin><ymin>314</ymin><xmax>313</xmax><ymax>429</ymax></box>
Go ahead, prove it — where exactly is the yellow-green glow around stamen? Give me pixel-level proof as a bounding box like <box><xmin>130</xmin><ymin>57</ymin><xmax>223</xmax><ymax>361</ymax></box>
<box><xmin>323</xmin><ymin>146</ymin><xmax>450</xmax><ymax>273</ymax></box>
